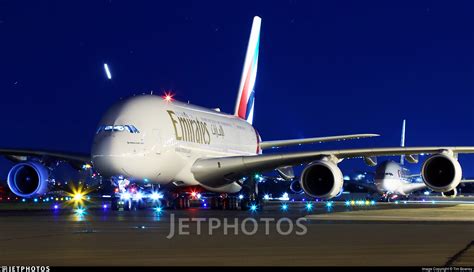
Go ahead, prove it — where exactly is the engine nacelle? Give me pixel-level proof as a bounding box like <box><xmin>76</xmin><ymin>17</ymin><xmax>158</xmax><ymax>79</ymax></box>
<box><xmin>289</xmin><ymin>180</ymin><xmax>303</xmax><ymax>194</ymax></box>
<box><xmin>300</xmin><ymin>160</ymin><xmax>343</xmax><ymax>199</ymax></box>
<box><xmin>7</xmin><ymin>161</ymin><xmax>49</xmax><ymax>198</ymax></box>
<box><xmin>421</xmin><ymin>154</ymin><xmax>461</xmax><ymax>193</ymax></box>
<box><xmin>442</xmin><ymin>188</ymin><xmax>457</xmax><ymax>198</ymax></box>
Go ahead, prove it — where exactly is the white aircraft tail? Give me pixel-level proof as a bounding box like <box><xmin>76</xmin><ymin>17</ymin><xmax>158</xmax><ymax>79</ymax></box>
<box><xmin>234</xmin><ymin>16</ymin><xmax>261</xmax><ymax>125</ymax></box>
<box><xmin>400</xmin><ymin>119</ymin><xmax>406</xmax><ymax>165</ymax></box>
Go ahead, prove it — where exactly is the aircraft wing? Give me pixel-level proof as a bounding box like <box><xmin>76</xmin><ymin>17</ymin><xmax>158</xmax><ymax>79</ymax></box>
<box><xmin>0</xmin><ymin>148</ymin><xmax>90</xmax><ymax>168</ymax></box>
<box><xmin>259</xmin><ymin>134</ymin><xmax>380</xmax><ymax>150</ymax></box>
<box><xmin>191</xmin><ymin>146</ymin><xmax>474</xmax><ymax>188</ymax></box>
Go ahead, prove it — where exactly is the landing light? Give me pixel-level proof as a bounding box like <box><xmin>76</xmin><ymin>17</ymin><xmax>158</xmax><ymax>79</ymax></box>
<box><xmin>150</xmin><ymin>192</ymin><xmax>163</xmax><ymax>201</ymax></box>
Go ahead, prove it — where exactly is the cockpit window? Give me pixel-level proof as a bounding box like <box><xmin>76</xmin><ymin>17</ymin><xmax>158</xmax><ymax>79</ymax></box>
<box><xmin>96</xmin><ymin>125</ymin><xmax>140</xmax><ymax>134</ymax></box>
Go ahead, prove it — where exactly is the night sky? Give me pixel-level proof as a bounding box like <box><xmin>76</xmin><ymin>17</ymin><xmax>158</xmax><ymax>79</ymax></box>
<box><xmin>0</xmin><ymin>0</ymin><xmax>473</xmax><ymax>177</ymax></box>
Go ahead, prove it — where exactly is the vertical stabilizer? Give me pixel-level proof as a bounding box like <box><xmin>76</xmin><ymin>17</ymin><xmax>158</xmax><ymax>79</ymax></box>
<box><xmin>234</xmin><ymin>16</ymin><xmax>261</xmax><ymax>125</ymax></box>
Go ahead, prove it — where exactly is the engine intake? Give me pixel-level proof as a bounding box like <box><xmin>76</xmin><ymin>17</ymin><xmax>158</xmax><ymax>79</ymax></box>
<box><xmin>290</xmin><ymin>180</ymin><xmax>303</xmax><ymax>194</ymax></box>
<box><xmin>421</xmin><ymin>154</ymin><xmax>461</xmax><ymax>192</ymax></box>
<box><xmin>300</xmin><ymin>160</ymin><xmax>343</xmax><ymax>199</ymax></box>
<box><xmin>7</xmin><ymin>161</ymin><xmax>49</xmax><ymax>198</ymax></box>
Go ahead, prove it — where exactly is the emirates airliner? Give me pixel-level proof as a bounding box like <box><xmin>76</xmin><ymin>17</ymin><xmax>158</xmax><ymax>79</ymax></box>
<box><xmin>2</xmin><ymin>16</ymin><xmax>474</xmax><ymax>210</ymax></box>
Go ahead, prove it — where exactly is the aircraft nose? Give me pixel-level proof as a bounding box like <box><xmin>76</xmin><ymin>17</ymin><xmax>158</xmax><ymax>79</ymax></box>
<box><xmin>91</xmin><ymin>135</ymin><xmax>126</xmax><ymax>177</ymax></box>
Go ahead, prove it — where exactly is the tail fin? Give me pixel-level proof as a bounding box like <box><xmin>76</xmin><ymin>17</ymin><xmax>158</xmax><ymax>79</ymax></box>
<box><xmin>400</xmin><ymin>119</ymin><xmax>406</xmax><ymax>165</ymax></box>
<box><xmin>234</xmin><ymin>16</ymin><xmax>261</xmax><ymax>125</ymax></box>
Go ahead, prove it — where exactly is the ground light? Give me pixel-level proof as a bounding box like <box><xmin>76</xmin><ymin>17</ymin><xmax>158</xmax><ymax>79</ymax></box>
<box><xmin>75</xmin><ymin>207</ymin><xmax>86</xmax><ymax>216</ymax></box>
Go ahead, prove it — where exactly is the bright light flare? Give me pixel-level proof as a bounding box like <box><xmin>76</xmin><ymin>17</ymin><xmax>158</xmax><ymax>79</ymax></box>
<box><xmin>305</xmin><ymin>202</ymin><xmax>313</xmax><ymax>210</ymax></box>
<box><xmin>250</xmin><ymin>204</ymin><xmax>258</xmax><ymax>212</ymax></box>
<box><xmin>150</xmin><ymin>192</ymin><xmax>163</xmax><ymax>201</ymax></box>
<box><xmin>163</xmin><ymin>91</ymin><xmax>174</xmax><ymax>102</ymax></box>
<box><xmin>66</xmin><ymin>184</ymin><xmax>91</xmax><ymax>208</ymax></box>
<box><xmin>281</xmin><ymin>203</ymin><xmax>288</xmax><ymax>211</ymax></box>
<box><xmin>263</xmin><ymin>194</ymin><xmax>270</xmax><ymax>200</ymax></box>
<box><xmin>104</xmin><ymin>63</ymin><xmax>112</xmax><ymax>79</ymax></box>
<box><xmin>75</xmin><ymin>207</ymin><xmax>86</xmax><ymax>216</ymax></box>
<box><xmin>325</xmin><ymin>201</ymin><xmax>333</xmax><ymax>208</ymax></box>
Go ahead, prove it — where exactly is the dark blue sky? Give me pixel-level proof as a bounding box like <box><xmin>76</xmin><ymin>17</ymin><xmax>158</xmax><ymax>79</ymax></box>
<box><xmin>0</xmin><ymin>0</ymin><xmax>473</xmax><ymax>176</ymax></box>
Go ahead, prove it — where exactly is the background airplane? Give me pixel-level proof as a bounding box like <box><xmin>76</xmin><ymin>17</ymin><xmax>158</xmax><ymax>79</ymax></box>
<box><xmin>349</xmin><ymin>120</ymin><xmax>474</xmax><ymax>201</ymax></box>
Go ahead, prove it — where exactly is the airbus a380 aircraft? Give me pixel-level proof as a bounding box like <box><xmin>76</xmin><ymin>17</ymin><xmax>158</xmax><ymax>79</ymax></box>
<box><xmin>2</xmin><ymin>16</ymin><xmax>474</xmax><ymax>210</ymax></box>
<box><xmin>372</xmin><ymin>120</ymin><xmax>473</xmax><ymax>200</ymax></box>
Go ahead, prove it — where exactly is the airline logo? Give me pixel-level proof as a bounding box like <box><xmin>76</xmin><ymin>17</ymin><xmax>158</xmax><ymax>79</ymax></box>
<box><xmin>235</xmin><ymin>16</ymin><xmax>261</xmax><ymax>125</ymax></box>
<box><xmin>167</xmin><ymin>110</ymin><xmax>211</xmax><ymax>145</ymax></box>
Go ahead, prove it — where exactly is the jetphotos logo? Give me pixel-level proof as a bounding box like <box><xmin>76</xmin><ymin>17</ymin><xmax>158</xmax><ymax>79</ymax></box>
<box><xmin>166</xmin><ymin>213</ymin><xmax>308</xmax><ymax>239</ymax></box>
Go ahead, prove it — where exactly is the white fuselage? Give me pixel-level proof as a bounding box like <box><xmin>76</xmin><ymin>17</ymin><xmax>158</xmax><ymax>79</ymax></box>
<box><xmin>91</xmin><ymin>95</ymin><xmax>260</xmax><ymax>191</ymax></box>
<box><xmin>374</xmin><ymin>161</ymin><xmax>425</xmax><ymax>195</ymax></box>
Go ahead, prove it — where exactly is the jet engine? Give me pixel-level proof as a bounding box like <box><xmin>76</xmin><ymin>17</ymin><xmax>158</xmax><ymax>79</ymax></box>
<box><xmin>7</xmin><ymin>161</ymin><xmax>49</xmax><ymax>198</ymax></box>
<box><xmin>289</xmin><ymin>180</ymin><xmax>303</xmax><ymax>194</ymax></box>
<box><xmin>421</xmin><ymin>153</ymin><xmax>461</xmax><ymax>193</ymax></box>
<box><xmin>300</xmin><ymin>160</ymin><xmax>343</xmax><ymax>199</ymax></box>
